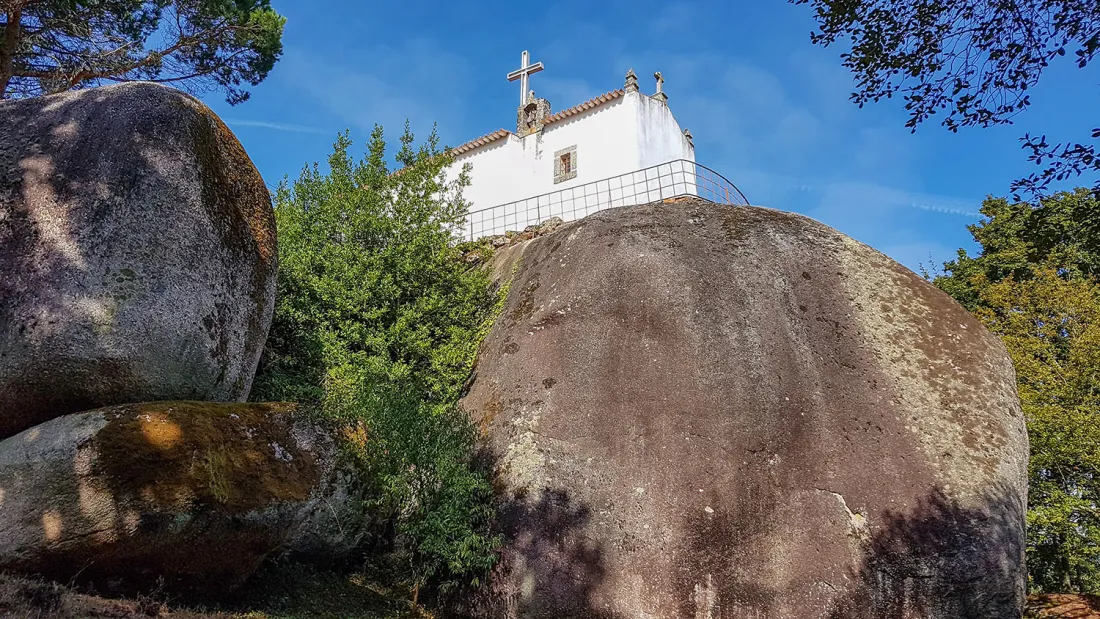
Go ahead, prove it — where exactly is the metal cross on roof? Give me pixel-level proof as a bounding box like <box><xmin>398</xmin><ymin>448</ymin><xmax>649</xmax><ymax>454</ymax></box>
<box><xmin>506</xmin><ymin>50</ymin><xmax>544</xmax><ymax>106</ymax></box>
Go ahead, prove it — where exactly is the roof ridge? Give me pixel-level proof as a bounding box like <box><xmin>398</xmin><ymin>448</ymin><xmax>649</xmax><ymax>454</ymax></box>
<box><xmin>543</xmin><ymin>89</ymin><xmax>625</xmax><ymax>126</ymax></box>
<box><xmin>449</xmin><ymin>88</ymin><xmax>627</xmax><ymax>158</ymax></box>
<box><xmin>449</xmin><ymin>128</ymin><xmax>512</xmax><ymax>157</ymax></box>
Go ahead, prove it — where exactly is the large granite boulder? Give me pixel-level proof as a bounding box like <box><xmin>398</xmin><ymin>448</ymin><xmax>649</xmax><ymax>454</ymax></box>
<box><xmin>461</xmin><ymin>199</ymin><xmax>1028</xmax><ymax>618</ymax></box>
<box><xmin>0</xmin><ymin>402</ymin><xmax>363</xmax><ymax>595</ymax></box>
<box><xmin>0</xmin><ymin>83</ymin><xmax>277</xmax><ymax>439</ymax></box>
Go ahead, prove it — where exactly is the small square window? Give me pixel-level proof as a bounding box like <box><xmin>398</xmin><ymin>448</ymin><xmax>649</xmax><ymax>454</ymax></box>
<box><xmin>554</xmin><ymin>145</ymin><xmax>577</xmax><ymax>184</ymax></box>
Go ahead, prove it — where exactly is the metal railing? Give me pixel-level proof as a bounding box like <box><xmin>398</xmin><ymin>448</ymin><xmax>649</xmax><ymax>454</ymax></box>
<box><xmin>465</xmin><ymin>159</ymin><xmax>748</xmax><ymax>240</ymax></box>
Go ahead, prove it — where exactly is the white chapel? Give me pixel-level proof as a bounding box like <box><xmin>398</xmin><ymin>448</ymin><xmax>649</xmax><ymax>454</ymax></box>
<box><xmin>446</xmin><ymin>51</ymin><xmax>735</xmax><ymax>240</ymax></box>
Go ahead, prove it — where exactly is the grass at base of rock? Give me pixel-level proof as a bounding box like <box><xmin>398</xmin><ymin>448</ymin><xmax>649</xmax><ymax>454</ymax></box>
<box><xmin>0</xmin><ymin>566</ymin><xmax>434</xmax><ymax>619</ymax></box>
<box><xmin>225</xmin><ymin>562</ymin><xmax>431</xmax><ymax>619</ymax></box>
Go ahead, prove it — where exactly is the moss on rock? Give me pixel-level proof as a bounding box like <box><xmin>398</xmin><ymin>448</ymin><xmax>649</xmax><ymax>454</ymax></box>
<box><xmin>90</xmin><ymin>401</ymin><xmax>318</xmax><ymax>514</ymax></box>
<box><xmin>0</xmin><ymin>400</ymin><xmax>353</xmax><ymax>597</ymax></box>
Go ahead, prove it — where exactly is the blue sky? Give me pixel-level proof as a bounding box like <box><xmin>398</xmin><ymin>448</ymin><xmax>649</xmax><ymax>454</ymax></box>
<box><xmin>203</xmin><ymin>0</ymin><xmax>1098</xmax><ymax>273</ymax></box>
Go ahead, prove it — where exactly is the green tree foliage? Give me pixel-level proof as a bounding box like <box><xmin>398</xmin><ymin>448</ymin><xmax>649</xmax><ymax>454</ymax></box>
<box><xmin>0</xmin><ymin>0</ymin><xmax>285</xmax><ymax>103</ymax></box>
<box><xmin>790</xmin><ymin>0</ymin><xmax>1100</xmax><ymax>194</ymax></box>
<box><xmin>933</xmin><ymin>189</ymin><xmax>1100</xmax><ymax>593</ymax></box>
<box><xmin>937</xmin><ymin>188</ymin><xmax>1100</xmax><ymax>310</ymax></box>
<box><xmin>253</xmin><ymin>126</ymin><xmax>502</xmax><ymax>596</ymax></box>
<box><xmin>341</xmin><ymin>387</ymin><xmax>499</xmax><ymax>601</ymax></box>
<box><xmin>973</xmin><ymin>270</ymin><xmax>1100</xmax><ymax>594</ymax></box>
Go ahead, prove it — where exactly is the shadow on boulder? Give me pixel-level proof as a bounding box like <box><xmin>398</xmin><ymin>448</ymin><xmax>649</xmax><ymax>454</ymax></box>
<box><xmin>470</xmin><ymin>481</ymin><xmax>1025</xmax><ymax>618</ymax></box>
<box><xmin>825</xmin><ymin>484</ymin><xmax>1026</xmax><ymax>619</ymax></box>
<box><xmin>0</xmin><ymin>82</ymin><xmax>277</xmax><ymax>438</ymax></box>
<box><xmin>0</xmin><ymin>402</ymin><xmax>364</xmax><ymax>600</ymax></box>
<box><xmin>460</xmin><ymin>488</ymin><xmax>624</xmax><ymax>619</ymax></box>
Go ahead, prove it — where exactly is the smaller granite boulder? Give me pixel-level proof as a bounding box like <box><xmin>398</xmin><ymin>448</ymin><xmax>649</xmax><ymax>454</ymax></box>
<box><xmin>0</xmin><ymin>402</ymin><xmax>364</xmax><ymax>596</ymax></box>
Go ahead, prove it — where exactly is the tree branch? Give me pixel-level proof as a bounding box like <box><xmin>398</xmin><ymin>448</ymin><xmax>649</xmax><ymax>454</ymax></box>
<box><xmin>28</xmin><ymin>21</ymin><xmax>248</xmax><ymax>93</ymax></box>
<box><xmin>2</xmin><ymin>2</ymin><xmax>282</xmax><ymax>104</ymax></box>
<box><xmin>0</xmin><ymin>0</ymin><xmax>46</xmax><ymax>12</ymax></box>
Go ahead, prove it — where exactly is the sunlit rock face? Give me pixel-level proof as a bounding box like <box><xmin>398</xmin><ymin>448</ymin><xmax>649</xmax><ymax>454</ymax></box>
<box><xmin>0</xmin><ymin>402</ymin><xmax>361</xmax><ymax>596</ymax></box>
<box><xmin>461</xmin><ymin>199</ymin><xmax>1028</xmax><ymax>619</ymax></box>
<box><xmin>0</xmin><ymin>82</ymin><xmax>277</xmax><ymax>439</ymax></box>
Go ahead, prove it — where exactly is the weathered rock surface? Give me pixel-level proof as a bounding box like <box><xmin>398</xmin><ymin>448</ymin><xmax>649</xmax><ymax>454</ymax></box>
<box><xmin>461</xmin><ymin>199</ymin><xmax>1028</xmax><ymax>618</ymax></box>
<box><xmin>0</xmin><ymin>401</ymin><xmax>362</xmax><ymax>595</ymax></box>
<box><xmin>0</xmin><ymin>83</ymin><xmax>277</xmax><ymax>439</ymax></box>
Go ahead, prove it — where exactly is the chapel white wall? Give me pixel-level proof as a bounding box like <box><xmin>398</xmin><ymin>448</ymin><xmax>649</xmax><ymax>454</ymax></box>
<box><xmin>634</xmin><ymin>94</ymin><xmax>695</xmax><ymax>168</ymax></box>
<box><xmin>453</xmin><ymin>98</ymin><xmax>637</xmax><ymax>212</ymax></box>
<box><xmin>449</xmin><ymin>91</ymin><xmax>696</xmax><ymax>238</ymax></box>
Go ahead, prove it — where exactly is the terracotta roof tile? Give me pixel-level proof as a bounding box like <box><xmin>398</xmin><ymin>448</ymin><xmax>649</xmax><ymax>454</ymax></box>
<box><xmin>446</xmin><ymin>89</ymin><xmax>626</xmax><ymax>160</ymax></box>
<box><xmin>449</xmin><ymin>128</ymin><xmax>511</xmax><ymax>157</ymax></box>
<box><xmin>542</xmin><ymin>89</ymin><xmax>625</xmax><ymax>126</ymax></box>
<box><xmin>389</xmin><ymin>128</ymin><xmax>510</xmax><ymax>177</ymax></box>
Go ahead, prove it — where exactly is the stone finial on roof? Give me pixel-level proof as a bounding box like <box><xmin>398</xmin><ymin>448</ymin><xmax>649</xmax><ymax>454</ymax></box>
<box><xmin>652</xmin><ymin>71</ymin><xmax>668</xmax><ymax>104</ymax></box>
<box><xmin>683</xmin><ymin>128</ymin><xmax>694</xmax><ymax>147</ymax></box>
<box><xmin>517</xmin><ymin>91</ymin><xmax>552</xmax><ymax>137</ymax></box>
<box><xmin>625</xmin><ymin>68</ymin><xmax>639</xmax><ymax>93</ymax></box>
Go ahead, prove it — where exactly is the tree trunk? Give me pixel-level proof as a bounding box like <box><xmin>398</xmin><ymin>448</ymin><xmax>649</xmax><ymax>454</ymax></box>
<box><xmin>1060</xmin><ymin>538</ymin><xmax>1072</xmax><ymax>592</ymax></box>
<box><xmin>0</xmin><ymin>8</ymin><xmax>22</xmax><ymax>98</ymax></box>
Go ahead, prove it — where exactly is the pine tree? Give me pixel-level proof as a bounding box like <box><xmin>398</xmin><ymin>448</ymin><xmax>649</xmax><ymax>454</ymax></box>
<box><xmin>0</xmin><ymin>0</ymin><xmax>285</xmax><ymax>104</ymax></box>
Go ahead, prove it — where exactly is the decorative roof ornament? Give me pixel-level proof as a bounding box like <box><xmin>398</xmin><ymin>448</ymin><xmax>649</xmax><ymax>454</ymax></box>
<box><xmin>652</xmin><ymin>71</ymin><xmax>668</xmax><ymax>103</ymax></box>
<box><xmin>516</xmin><ymin>89</ymin><xmax>552</xmax><ymax>137</ymax></box>
<box><xmin>625</xmin><ymin>68</ymin><xmax>639</xmax><ymax>93</ymax></box>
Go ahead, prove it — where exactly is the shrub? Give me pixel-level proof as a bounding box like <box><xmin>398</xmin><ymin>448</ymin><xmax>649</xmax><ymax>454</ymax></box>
<box><xmin>252</xmin><ymin>124</ymin><xmax>502</xmax><ymax>597</ymax></box>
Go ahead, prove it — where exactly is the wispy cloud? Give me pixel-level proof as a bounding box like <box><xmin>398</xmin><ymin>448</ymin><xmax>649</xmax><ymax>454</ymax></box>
<box><xmin>747</xmin><ymin>172</ymin><xmax>982</xmax><ymax>219</ymax></box>
<box><xmin>808</xmin><ymin>181</ymin><xmax>979</xmax><ymax>225</ymax></box>
<box><xmin>277</xmin><ymin>39</ymin><xmax>473</xmax><ymax>145</ymax></box>
<box><xmin>223</xmin><ymin>118</ymin><xmax>332</xmax><ymax>135</ymax></box>
<box><xmin>903</xmin><ymin>201</ymin><xmax>982</xmax><ymax>218</ymax></box>
<box><xmin>256</xmin><ymin>16</ymin><xmax>980</xmax><ymax>271</ymax></box>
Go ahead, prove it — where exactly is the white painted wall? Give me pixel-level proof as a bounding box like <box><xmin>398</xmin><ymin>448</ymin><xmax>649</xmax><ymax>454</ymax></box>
<box><xmin>448</xmin><ymin>91</ymin><xmax>697</xmax><ymax>239</ymax></box>
<box><xmin>634</xmin><ymin>94</ymin><xmax>695</xmax><ymax>168</ymax></box>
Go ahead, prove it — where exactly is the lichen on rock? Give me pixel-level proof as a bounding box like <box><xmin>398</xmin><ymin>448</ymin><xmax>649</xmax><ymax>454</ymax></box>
<box><xmin>0</xmin><ymin>82</ymin><xmax>278</xmax><ymax>439</ymax></box>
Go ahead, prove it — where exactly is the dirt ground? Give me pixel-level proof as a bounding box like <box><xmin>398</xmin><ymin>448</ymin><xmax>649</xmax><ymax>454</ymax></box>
<box><xmin>4</xmin><ymin>571</ymin><xmax>1099</xmax><ymax>619</ymax></box>
<box><xmin>1026</xmin><ymin>594</ymin><xmax>1100</xmax><ymax>618</ymax></box>
<box><xmin>0</xmin><ymin>569</ymin><xmax>426</xmax><ymax>619</ymax></box>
